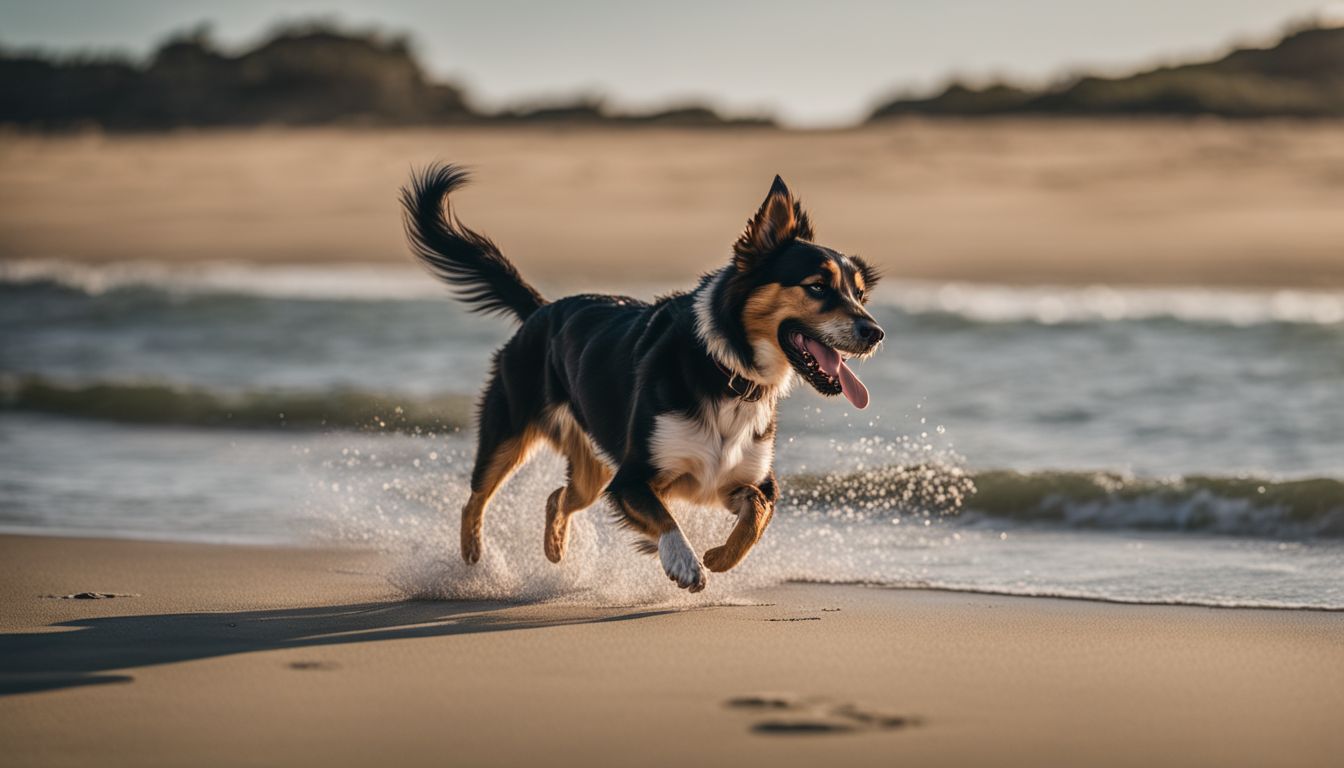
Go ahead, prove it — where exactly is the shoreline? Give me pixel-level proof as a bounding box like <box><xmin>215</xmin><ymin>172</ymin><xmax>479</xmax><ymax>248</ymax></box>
<box><xmin>3</xmin><ymin>528</ymin><xmax>1342</xmax><ymax>613</ymax></box>
<box><xmin>2</xmin><ymin>534</ymin><xmax>1341</xmax><ymax>767</ymax></box>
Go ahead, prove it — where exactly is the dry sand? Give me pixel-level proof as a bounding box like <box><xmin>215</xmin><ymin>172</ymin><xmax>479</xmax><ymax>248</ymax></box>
<box><xmin>3</xmin><ymin>121</ymin><xmax>1344</xmax><ymax>289</ymax></box>
<box><xmin>1</xmin><ymin>533</ymin><xmax>1341</xmax><ymax>767</ymax></box>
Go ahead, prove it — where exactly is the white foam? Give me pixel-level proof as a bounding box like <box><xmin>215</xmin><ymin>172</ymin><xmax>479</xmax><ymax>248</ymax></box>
<box><xmin>314</xmin><ymin>445</ymin><xmax>783</xmax><ymax>607</ymax></box>
<box><xmin>879</xmin><ymin>280</ymin><xmax>1344</xmax><ymax>326</ymax></box>
<box><xmin>307</xmin><ymin>427</ymin><xmax>979</xmax><ymax>608</ymax></box>
<box><xmin>0</xmin><ymin>259</ymin><xmax>448</xmax><ymax>301</ymax></box>
<box><xmin>6</xmin><ymin>259</ymin><xmax>1343</xmax><ymax>326</ymax></box>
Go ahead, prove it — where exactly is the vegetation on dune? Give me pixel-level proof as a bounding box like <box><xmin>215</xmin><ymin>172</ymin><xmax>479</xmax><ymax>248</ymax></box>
<box><xmin>0</xmin><ymin>21</ymin><xmax>771</xmax><ymax>130</ymax></box>
<box><xmin>3</xmin><ymin>18</ymin><xmax>1342</xmax><ymax>130</ymax></box>
<box><xmin>871</xmin><ymin>24</ymin><xmax>1344</xmax><ymax>120</ymax></box>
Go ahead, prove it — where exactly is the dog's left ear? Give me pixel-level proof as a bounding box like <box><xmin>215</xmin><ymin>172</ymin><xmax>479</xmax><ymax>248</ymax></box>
<box><xmin>733</xmin><ymin>175</ymin><xmax>814</xmax><ymax>271</ymax></box>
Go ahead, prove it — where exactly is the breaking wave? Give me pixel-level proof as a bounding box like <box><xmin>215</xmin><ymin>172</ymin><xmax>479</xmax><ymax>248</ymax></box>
<box><xmin>965</xmin><ymin>470</ymin><xmax>1344</xmax><ymax>536</ymax></box>
<box><xmin>794</xmin><ymin>468</ymin><xmax>1344</xmax><ymax>539</ymax></box>
<box><xmin>7</xmin><ymin>373</ymin><xmax>1338</xmax><ymax>541</ymax></box>
<box><xmin>0</xmin><ymin>376</ymin><xmax>471</xmax><ymax>432</ymax></box>
<box><xmin>5</xmin><ymin>259</ymin><xmax>1343</xmax><ymax>327</ymax></box>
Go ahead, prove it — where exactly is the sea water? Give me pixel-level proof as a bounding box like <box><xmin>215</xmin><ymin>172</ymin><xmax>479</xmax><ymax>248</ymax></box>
<box><xmin>2</xmin><ymin>261</ymin><xmax>1341</xmax><ymax>608</ymax></box>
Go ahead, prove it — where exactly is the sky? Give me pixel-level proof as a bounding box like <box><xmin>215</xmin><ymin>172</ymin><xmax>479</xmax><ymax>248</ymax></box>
<box><xmin>2</xmin><ymin>0</ymin><xmax>1341</xmax><ymax>126</ymax></box>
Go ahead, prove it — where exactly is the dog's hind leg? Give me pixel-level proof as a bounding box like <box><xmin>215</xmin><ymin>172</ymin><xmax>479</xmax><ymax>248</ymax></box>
<box><xmin>461</xmin><ymin>380</ymin><xmax>542</xmax><ymax>564</ymax></box>
<box><xmin>703</xmin><ymin>473</ymin><xmax>777</xmax><ymax>573</ymax></box>
<box><xmin>543</xmin><ymin>457</ymin><xmax>610</xmax><ymax>563</ymax></box>
<box><xmin>461</xmin><ymin>430</ymin><xmax>538</xmax><ymax>564</ymax></box>
<box><xmin>540</xmin><ymin>407</ymin><xmax>612</xmax><ymax>562</ymax></box>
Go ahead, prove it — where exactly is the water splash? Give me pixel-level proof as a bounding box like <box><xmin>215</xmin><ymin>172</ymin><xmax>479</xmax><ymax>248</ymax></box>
<box><xmin>308</xmin><ymin>422</ymin><xmax>974</xmax><ymax>606</ymax></box>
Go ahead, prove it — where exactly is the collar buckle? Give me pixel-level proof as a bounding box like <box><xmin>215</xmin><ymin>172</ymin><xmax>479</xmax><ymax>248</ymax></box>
<box><xmin>724</xmin><ymin>371</ymin><xmax>764</xmax><ymax>402</ymax></box>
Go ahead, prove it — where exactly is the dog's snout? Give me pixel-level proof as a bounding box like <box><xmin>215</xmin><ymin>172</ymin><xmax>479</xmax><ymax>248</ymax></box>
<box><xmin>855</xmin><ymin>318</ymin><xmax>884</xmax><ymax>346</ymax></box>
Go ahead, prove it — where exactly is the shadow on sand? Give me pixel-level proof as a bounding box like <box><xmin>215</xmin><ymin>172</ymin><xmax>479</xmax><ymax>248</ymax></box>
<box><xmin>0</xmin><ymin>601</ymin><xmax>672</xmax><ymax>696</ymax></box>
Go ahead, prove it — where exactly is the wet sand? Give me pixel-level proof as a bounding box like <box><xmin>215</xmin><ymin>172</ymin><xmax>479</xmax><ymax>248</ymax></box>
<box><xmin>1</xmin><ymin>533</ymin><xmax>1341</xmax><ymax>767</ymax></box>
<box><xmin>3</xmin><ymin>121</ymin><xmax>1344</xmax><ymax>289</ymax></box>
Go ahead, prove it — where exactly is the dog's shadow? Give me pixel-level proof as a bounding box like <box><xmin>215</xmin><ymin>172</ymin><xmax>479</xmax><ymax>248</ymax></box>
<box><xmin>0</xmin><ymin>600</ymin><xmax>670</xmax><ymax>696</ymax></box>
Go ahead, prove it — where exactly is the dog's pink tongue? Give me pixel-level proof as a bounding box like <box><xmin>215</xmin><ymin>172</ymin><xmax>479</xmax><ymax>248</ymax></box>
<box><xmin>802</xmin><ymin>337</ymin><xmax>870</xmax><ymax>410</ymax></box>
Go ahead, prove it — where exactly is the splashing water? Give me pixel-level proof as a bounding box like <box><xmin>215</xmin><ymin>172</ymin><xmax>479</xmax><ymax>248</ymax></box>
<box><xmin>310</xmin><ymin>421</ymin><xmax>975</xmax><ymax>606</ymax></box>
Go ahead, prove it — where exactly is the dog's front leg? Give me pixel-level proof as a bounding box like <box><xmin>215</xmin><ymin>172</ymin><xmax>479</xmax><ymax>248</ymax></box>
<box><xmin>606</xmin><ymin>472</ymin><xmax>707</xmax><ymax>592</ymax></box>
<box><xmin>704</xmin><ymin>473</ymin><xmax>777</xmax><ymax>573</ymax></box>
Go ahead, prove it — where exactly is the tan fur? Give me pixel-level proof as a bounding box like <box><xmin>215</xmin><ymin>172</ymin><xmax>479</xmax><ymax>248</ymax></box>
<box><xmin>819</xmin><ymin>258</ymin><xmax>841</xmax><ymax>289</ymax></box>
<box><xmin>540</xmin><ymin>409</ymin><xmax>613</xmax><ymax>563</ymax></box>
<box><xmin>741</xmin><ymin>281</ymin><xmax>862</xmax><ymax>380</ymax></box>
<box><xmin>853</xmin><ymin>270</ymin><xmax>866</xmax><ymax>294</ymax></box>
<box><xmin>703</xmin><ymin>484</ymin><xmax>774</xmax><ymax>572</ymax></box>
<box><xmin>732</xmin><ymin>185</ymin><xmax>814</xmax><ymax>268</ymax></box>
<box><xmin>742</xmin><ymin>284</ymin><xmax>814</xmax><ymax>385</ymax></box>
<box><xmin>460</xmin><ymin>427</ymin><xmax>543</xmax><ymax>563</ymax></box>
<box><xmin>735</xmin><ymin>198</ymin><xmax>792</xmax><ymax>261</ymax></box>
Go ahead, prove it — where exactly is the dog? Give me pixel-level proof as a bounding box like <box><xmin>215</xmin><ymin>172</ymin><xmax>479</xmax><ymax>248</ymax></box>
<box><xmin>401</xmin><ymin>164</ymin><xmax>883</xmax><ymax>591</ymax></box>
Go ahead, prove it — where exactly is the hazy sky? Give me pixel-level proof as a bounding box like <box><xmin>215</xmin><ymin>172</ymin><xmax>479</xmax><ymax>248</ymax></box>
<box><xmin>3</xmin><ymin>0</ymin><xmax>1340</xmax><ymax>126</ymax></box>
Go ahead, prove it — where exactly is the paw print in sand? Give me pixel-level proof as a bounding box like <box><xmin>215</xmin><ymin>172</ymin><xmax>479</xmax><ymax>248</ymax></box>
<box><xmin>726</xmin><ymin>693</ymin><xmax>921</xmax><ymax>735</ymax></box>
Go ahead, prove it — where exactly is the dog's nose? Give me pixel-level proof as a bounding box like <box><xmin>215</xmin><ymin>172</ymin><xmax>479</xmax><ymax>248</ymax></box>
<box><xmin>855</xmin><ymin>318</ymin><xmax>885</xmax><ymax>346</ymax></box>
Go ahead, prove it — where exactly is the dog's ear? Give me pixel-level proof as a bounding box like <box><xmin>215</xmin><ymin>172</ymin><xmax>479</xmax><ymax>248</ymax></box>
<box><xmin>852</xmin><ymin>254</ymin><xmax>881</xmax><ymax>295</ymax></box>
<box><xmin>733</xmin><ymin>175</ymin><xmax>814</xmax><ymax>271</ymax></box>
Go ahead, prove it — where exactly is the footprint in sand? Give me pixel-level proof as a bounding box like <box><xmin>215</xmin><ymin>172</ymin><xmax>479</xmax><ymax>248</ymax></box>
<box><xmin>726</xmin><ymin>694</ymin><xmax>920</xmax><ymax>736</ymax></box>
<box><xmin>288</xmin><ymin>660</ymin><xmax>340</xmax><ymax>671</ymax></box>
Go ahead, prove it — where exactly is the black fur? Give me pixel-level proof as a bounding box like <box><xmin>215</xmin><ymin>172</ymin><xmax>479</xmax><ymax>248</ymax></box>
<box><xmin>401</xmin><ymin>164</ymin><xmax>546</xmax><ymax>321</ymax></box>
<box><xmin>401</xmin><ymin>164</ymin><xmax>883</xmax><ymax>592</ymax></box>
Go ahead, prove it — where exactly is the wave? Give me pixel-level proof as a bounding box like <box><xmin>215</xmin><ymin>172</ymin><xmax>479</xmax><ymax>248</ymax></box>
<box><xmin>821</xmin><ymin>582</ymin><xmax>1344</xmax><ymax>612</ymax></box>
<box><xmin>0</xmin><ymin>259</ymin><xmax>449</xmax><ymax>301</ymax></box>
<box><xmin>880</xmin><ymin>280</ymin><xmax>1344</xmax><ymax>327</ymax></box>
<box><xmin>4</xmin><ymin>375</ymin><xmax>1340</xmax><ymax>539</ymax></box>
<box><xmin>0</xmin><ymin>376</ymin><xmax>472</xmax><ymax>432</ymax></box>
<box><xmin>5</xmin><ymin>259</ymin><xmax>1343</xmax><ymax>327</ymax></box>
<box><xmin>787</xmin><ymin>468</ymin><xmax>1344</xmax><ymax>539</ymax></box>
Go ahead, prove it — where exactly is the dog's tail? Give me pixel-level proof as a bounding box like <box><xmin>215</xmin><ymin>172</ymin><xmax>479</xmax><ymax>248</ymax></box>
<box><xmin>400</xmin><ymin>163</ymin><xmax>546</xmax><ymax>322</ymax></box>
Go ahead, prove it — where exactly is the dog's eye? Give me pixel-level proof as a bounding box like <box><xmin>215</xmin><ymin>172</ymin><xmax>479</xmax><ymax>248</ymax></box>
<box><xmin>805</xmin><ymin>283</ymin><xmax>827</xmax><ymax>297</ymax></box>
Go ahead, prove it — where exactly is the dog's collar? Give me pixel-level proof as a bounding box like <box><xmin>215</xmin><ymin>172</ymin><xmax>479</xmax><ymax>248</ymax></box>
<box><xmin>715</xmin><ymin>359</ymin><xmax>766</xmax><ymax>403</ymax></box>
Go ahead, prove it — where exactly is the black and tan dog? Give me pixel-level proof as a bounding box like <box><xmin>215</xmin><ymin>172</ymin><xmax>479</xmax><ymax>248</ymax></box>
<box><xmin>401</xmin><ymin>165</ymin><xmax>883</xmax><ymax>591</ymax></box>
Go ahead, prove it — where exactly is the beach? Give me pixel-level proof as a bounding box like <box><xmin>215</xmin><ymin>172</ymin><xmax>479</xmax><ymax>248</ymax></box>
<box><xmin>3</xmin><ymin>119</ymin><xmax>1343</xmax><ymax>767</ymax></box>
<box><xmin>1</xmin><ymin>534</ymin><xmax>1341</xmax><ymax>768</ymax></box>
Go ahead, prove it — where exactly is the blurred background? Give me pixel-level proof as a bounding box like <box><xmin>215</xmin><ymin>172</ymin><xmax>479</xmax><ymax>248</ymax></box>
<box><xmin>1</xmin><ymin>1</ymin><xmax>1342</xmax><ymax>607</ymax></box>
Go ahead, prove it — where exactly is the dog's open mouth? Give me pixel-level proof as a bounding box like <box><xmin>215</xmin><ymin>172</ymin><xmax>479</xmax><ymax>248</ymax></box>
<box><xmin>780</xmin><ymin>323</ymin><xmax>870</xmax><ymax>409</ymax></box>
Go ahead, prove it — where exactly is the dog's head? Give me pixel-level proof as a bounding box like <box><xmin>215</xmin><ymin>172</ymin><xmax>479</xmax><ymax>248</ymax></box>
<box><xmin>702</xmin><ymin>175</ymin><xmax>883</xmax><ymax>409</ymax></box>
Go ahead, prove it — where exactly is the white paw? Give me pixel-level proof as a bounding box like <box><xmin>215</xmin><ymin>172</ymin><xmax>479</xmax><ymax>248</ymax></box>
<box><xmin>659</xmin><ymin>529</ymin><xmax>707</xmax><ymax>593</ymax></box>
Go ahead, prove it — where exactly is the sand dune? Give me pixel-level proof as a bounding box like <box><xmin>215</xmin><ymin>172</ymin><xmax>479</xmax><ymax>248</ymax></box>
<box><xmin>3</xmin><ymin>121</ymin><xmax>1344</xmax><ymax>289</ymax></box>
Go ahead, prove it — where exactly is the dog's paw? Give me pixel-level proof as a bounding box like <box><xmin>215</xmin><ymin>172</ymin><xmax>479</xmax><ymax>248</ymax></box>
<box><xmin>461</xmin><ymin>531</ymin><xmax>482</xmax><ymax>564</ymax></box>
<box><xmin>659</xmin><ymin>529</ymin><xmax>707</xmax><ymax>592</ymax></box>
<box><xmin>543</xmin><ymin>487</ymin><xmax>568</xmax><ymax>563</ymax></box>
<box><xmin>703</xmin><ymin>545</ymin><xmax>739</xmax><ymax>573</ymax></box>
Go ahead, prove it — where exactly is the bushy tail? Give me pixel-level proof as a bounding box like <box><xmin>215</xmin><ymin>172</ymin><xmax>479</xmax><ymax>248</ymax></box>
<box><xmin>400</xmin><ymin>163</ymin><xmax>546</xmax><ymax>322</ymax></box>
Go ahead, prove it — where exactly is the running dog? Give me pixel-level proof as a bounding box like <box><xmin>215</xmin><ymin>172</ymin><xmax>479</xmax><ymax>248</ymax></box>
<box><xmin>401</xmin><ymin>164</ymin><xmax>883</xmax><ymax>591</ymax></box>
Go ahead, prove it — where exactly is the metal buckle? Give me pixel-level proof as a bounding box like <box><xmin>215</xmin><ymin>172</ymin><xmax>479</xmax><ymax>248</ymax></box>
<box><xmin>727</xmin><ymin>372</ymin><xmax>764</xmax><ymax>402</ymax></box>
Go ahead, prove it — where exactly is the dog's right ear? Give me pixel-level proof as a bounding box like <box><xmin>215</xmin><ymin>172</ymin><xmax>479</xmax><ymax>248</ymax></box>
<box><xmin>733</xmin><ymin>175</ymin><xmax>813</xmax><ymax>271</ymax></box>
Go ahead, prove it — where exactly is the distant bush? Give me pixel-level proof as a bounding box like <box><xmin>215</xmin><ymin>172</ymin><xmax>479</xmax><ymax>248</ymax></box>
<box><xmin>0</xmin><ymin>21</ymin><xmax>770</xmax><ymax>130</ymax></box>
<box><xmin>871</xmin><ymin>25</ymin><xmax>1344</xmax><ymax>120</ymax></box>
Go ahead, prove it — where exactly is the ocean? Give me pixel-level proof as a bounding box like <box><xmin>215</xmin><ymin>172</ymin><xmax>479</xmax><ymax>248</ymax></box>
<box><xmin>2</xmin><ymin>260</ymin><xmax>1341</xmax><ymax>609</ymax></box>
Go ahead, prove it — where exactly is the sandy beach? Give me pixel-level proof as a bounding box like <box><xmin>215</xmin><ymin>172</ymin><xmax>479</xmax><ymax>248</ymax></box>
<box><xmin>1</xmin><ymin>533</ymin><xmax>1340</xmax><ymax>768</ymax></box>
<box><xmin>3</xmin><ymin>121</ymin><xmax>1344</xmax><ymax>289</ymax></box>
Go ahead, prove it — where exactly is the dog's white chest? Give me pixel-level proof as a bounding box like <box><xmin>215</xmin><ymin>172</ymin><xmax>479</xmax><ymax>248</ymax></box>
<box><xmin>649</xmin><ymin>398</ymin><xmax>775</xmax><ymax>505</ymax></box>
